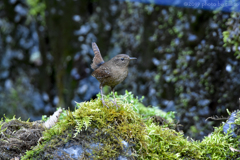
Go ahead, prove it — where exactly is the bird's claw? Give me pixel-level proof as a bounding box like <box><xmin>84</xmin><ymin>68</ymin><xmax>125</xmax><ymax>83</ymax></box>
<box><xmin>110</xmin><ymin>100</ymin><xmax>119</xmax><ymax>109</ymax></box>
<box><xmin>102</xmin><ymin>100</ymin><xmax>109</xmax><ymax>108</ymax></box>
<box><xmin>115</xmin><ymin>104</ymin><xmax>120</xmax><ymax>109</ymax></box>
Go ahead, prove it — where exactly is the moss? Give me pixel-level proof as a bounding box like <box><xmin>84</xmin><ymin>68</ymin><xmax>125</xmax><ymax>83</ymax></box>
<box><xmin>199</xmin><ymin>125</ymin><xmax>240</xmax><ymax>159</ymax></box>
<box><xmin>144</xmin><ymin>121</ymin><xmax>202</xmax><ymax>159</ymax></box>
<box><xmin>6</xmin><ymin>92</ymin><xmax>240</xmax><ymax>159</ymax></box>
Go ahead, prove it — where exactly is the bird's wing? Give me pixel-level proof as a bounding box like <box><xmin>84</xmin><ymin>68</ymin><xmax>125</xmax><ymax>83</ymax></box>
<box><xmin>92</xmin><ymin>66</ymin><xmax>111</xmax><ymax>79</ymax></box>
<box><xmin>91</xmin><ymin>42</ymin><xmax>104</xmax><ymax>70</ymax></box>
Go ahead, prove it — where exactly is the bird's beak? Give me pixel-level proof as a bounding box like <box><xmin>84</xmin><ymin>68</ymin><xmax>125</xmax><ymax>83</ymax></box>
<box><xmin>129</xmin><ymin>57</ymin><xmax>137</xmax><ymax>60</ymax></box>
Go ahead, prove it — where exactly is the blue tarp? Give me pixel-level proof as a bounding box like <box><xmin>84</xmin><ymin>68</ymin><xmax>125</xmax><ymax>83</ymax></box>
<box><xmin>124</xmin><ymin>0</ymin><xmax>240</xmax><ymax>12</ymax></box>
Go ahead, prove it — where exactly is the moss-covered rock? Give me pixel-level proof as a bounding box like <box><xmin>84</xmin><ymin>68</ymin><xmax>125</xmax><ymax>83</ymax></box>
<box><xmin>1</xmin><ymin>91</ymin><xmax>240</xmax><ymax>159</ymax></box>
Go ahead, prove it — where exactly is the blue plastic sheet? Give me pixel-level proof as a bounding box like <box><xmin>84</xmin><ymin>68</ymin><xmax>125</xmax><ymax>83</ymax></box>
<box><xmin>121</xmin><ymin>0</ymin><xmax>240</xmax><ymax>12</ymax></box>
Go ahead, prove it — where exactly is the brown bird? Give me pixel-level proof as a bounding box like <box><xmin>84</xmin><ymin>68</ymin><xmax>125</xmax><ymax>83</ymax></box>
<box><xmin>91</xmin><ymin>42</ymin><xmax>137</xmax><ymax>108</ymax></box>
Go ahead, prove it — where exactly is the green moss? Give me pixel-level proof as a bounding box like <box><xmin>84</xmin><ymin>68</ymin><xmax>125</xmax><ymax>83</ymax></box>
<box><xmin>199</xmin><ymin>125</ymin><xmax>240</xmax><ymax>159</ymax></box>
<box><xmin>20</xmin><ymin>92</ymin><xmax>240</xmax><ymax>159</ymax></box>
<box><xmin>144</xmin><ymin>121</ymin><xmax>202</xmax><ymax>159</ymax></box>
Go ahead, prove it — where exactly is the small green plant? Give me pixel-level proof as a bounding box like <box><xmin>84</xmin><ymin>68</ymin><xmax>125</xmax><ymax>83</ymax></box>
<box><xmin>26</xmin><ymin>0</ymin><xmax>46</xmax><ymax>17</ymax></box>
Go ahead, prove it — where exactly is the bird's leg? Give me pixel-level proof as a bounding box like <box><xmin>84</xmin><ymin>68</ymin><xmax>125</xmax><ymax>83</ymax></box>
<box><xmin>100</xmin><ymin>85</ymin><xmax>108</xmax><ymax>108</ymax></box>
<box><xmin>111</xmin><ymin>88</ymin><xmax>119</xmax><ymax>109</ymax></box>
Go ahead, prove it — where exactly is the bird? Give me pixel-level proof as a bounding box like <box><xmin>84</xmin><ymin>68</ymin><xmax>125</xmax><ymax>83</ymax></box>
<box><xmin>91</xmin><ymin>42</ymin><xmax>137</xmax><ymax>108</ymax></box>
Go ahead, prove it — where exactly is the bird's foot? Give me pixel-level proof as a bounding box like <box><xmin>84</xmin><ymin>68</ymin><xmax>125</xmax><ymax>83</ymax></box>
<box><xmin>102</xmin><ymin>100</ymin><xmax>109</xmax><ymax>108</ymax></box>
<box><xmin>115</xmin><ymin>104</ymin><xmax>120</xmax><ymax>109</ymax></box>
<box><xmin>111</xmin><ymin>100</ymin><xmax>119</xmax><ymax>109</ymax></box>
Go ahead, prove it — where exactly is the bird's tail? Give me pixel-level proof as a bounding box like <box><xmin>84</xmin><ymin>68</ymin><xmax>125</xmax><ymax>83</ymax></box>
<box><xmin>91</xmin><ymin>42</ymin><xmax>104</xmax><ymax>70</ymax></box>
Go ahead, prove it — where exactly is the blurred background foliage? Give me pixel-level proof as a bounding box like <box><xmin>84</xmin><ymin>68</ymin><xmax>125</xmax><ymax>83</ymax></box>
<box><xmin>0</xmin><ymin>0</ymin><xmax>240</xmax><ymax>139</ymax></box>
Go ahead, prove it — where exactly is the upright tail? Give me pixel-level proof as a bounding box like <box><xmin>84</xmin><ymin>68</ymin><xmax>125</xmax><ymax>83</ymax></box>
<box><xmin>91</xmin><ymin>42</ymin><xmax>105</xmax><ymax>70</ymax></box>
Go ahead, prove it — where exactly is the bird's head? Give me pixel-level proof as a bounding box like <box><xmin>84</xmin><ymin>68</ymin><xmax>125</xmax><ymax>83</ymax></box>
<box><xmin>112</xmin><ymin>54</ymin><xmax>137</xmax><ymax>68</ymax></box>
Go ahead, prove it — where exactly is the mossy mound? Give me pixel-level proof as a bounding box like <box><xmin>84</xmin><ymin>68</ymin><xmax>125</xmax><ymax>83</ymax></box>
<box><xmin>22</xmin><ymin>92</ymin><xmax>151</xmax><ymax>159</ymax></box>
<box><xmin>2</xmin><ymin>91</ymin><xmax>240</xmax><ymax>159</ymax></box>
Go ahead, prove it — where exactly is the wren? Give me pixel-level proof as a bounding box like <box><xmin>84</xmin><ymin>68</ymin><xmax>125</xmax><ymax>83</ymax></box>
<box><xmin>91</xmin><ymin>42</ymin><xmax>137</xmax><ymax>108</ymax></box>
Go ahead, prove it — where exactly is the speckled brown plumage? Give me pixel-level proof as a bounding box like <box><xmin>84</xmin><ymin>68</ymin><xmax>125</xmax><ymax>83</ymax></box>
<box><xmin>91</xmin><ymin>42</ymin><xmax>137</xmax><ymax>108</ymax></box>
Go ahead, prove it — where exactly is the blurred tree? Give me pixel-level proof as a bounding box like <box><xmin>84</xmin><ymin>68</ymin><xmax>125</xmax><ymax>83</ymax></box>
<box><xmin>43</xmin><ymin>0</ymin><xmax>83</xmax><ymax>107</ymax></box>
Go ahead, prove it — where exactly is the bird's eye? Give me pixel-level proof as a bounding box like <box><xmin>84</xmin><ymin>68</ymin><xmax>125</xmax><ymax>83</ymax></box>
<box><xmin>121</xmin><ymin>58</ymin><xmax>124</xmax><ymax>61</ymax></box>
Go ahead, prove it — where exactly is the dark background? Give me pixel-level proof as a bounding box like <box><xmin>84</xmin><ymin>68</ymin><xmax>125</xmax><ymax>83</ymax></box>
<box><xmin>0</xmin><ymin>0</ymin><xmax>240</xmax><ymax>140</ymax></box>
